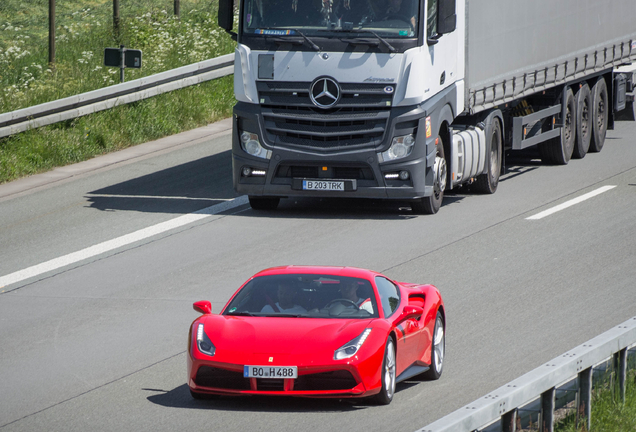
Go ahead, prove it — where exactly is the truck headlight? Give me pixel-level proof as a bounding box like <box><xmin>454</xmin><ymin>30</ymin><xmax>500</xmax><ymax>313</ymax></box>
<box><xmin>379</xmin><ymin>134</ymin><xmax>415</xmax><ymax>162</ymax></box>
<box><xmin>240</xmin><ymin>132</ymin><xmax>271</xmax><ymax>159</ymax></box>
<box><xmin>334</xmin><ymin>329</ymin><xmax>372</xmax><ymax>360</ymax></box>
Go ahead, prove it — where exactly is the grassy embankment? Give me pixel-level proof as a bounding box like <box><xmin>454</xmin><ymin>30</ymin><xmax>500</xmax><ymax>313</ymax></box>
<box><xmin>555</xmin><ymin>371</ymin><xmax>636</xmax><ymax>432</ymax></box>
<box><xmin>0</xmin><ymin>0</ymin><xmax>236</xmax><ymax>184</ymax></box>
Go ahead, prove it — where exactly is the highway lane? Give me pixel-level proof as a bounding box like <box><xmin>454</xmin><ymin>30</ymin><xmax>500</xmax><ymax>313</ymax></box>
<box><xmin>0</xmin><ymin>119</ymin><xmax>635</xmax><ymax>431</ymax></box>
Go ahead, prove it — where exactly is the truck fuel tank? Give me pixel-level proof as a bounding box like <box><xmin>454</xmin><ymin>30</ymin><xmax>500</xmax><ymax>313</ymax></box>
<box><xmin>450</xmin><ymin>127</ymin><xmax>486</xmax><ymax>188</ymax></box>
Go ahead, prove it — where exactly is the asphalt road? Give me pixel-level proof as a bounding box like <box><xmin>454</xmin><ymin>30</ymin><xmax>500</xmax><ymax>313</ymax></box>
<box><xmin>0</xmin><ymin>118</ymin><xmax>635</xmax><ymax>432</ymax></box>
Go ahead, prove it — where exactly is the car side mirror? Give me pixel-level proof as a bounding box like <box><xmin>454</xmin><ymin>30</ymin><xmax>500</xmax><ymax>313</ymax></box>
<box><xmin>193</xmin><ymin>300</ymin><xmax>212</xmax><ymax>315</ymax></box>
<box><xmin>401</xmin><ymin>305</ymin><xmax>424</xmax><ymax>320</ymax></box>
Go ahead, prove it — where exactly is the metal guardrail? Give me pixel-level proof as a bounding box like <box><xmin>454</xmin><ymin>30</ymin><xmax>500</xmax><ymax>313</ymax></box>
<box><xmin>0</xmin><ymin>53</ymin><xmax>235</xmax><ymax>139</ymax></box>
<box><xmin>418</xmin><ymin>316</ymin><xmax>636</xmax><ymax>432</ymax></box>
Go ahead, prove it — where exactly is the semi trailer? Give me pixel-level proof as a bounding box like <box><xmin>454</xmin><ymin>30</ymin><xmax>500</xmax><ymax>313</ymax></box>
<box><xmin>217</xmin><ymin>0</ymin><xmax>636</xmax><ymax>213</ymax></box>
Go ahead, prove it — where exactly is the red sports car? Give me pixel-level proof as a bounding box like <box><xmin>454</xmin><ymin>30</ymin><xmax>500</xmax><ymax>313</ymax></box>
<box><xmin>187</xmin><ymin>266</ymin><xmax>445</xmax><ymax>404</ymax></box>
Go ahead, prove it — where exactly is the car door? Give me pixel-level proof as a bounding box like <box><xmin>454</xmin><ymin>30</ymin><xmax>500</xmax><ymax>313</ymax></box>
<box><xmin>375</xmin><ymin>277</ymin><xmax>420</xmax><ymax>373</ymax></box>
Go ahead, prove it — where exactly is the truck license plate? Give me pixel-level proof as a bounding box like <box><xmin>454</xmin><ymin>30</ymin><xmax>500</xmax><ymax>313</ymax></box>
<box><xmin>244</xmin><ymin>365</ymin><xmax>298</xmax><ymax>379</ymax></box>
<box><xmin>302</xmin><ymin>180</ymin><xmax>345</xmax><ymax>191</ymax></box>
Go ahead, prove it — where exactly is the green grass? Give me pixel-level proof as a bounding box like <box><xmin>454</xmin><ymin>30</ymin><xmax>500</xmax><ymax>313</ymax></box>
<box><xmin>555</xmin><ymin>373</ymin><xmax>636</xmax><ymax>432</ymax></box>
<box><xmin>0</xmin><ymin>0</ymin><xmax>237</xmax><ymax>184</ymax></box>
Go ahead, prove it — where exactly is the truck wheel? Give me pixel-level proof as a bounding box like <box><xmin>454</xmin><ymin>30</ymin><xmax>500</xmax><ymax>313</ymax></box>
<box><xmin>589</xmin><ymin>77</ymin><xmax>608</xmax><ymax>153</ymax></box>
<box><xmin>539</xmin><ymin>87</ymin><xmax>575</xmax><ymax>165</ymax></box>
<box><xmin>411</xmin><ymin>136</ymin><xmax>446</xmax><ymax>215</ymax></box>
<box><xmin>473</xmin><ymin>118</ymin><xmax>502</xmax><ymax>194</ymax></box>
<box><xmin>572</xmin><ymin>83</ymin><xmax>592</xmax><ymax>159</ymax></box>
<box><xmin>248</xmin><ymin>196</ymin><xmax>280</xmax><ymax>210</ymax></box>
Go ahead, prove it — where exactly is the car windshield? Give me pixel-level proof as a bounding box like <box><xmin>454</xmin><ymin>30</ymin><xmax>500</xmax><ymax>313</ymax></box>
<box><xmin>242</xmin><ymin>0</ymin><xmax>418</xmax><ymax>38</ymax></box>
<box><xmin>224</xmin><ymin>274</ymin><xmax>379</xmax><ymax>318</ymax></box>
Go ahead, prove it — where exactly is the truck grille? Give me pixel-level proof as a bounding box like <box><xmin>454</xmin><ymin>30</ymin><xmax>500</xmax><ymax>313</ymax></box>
<box><xmin>257</xmin><ymin>81</ymin><xmax>393</xmax><ymax>151</ymax></box>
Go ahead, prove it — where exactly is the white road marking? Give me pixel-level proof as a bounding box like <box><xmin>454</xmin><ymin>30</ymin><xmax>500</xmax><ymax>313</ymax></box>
<box><xmin>526</xmin><ymin>186</ymin><xmax>616</xmax><ymax>220</ymax></box>
<box><xmin>0</xmin><ymin>195</ymin><xmax>249</xmax><ymax>289</ymax></box>
<box><xmin>85</xmin><ymin>194</ymin><xmax>235</xmax><ymax>201</ymax></box>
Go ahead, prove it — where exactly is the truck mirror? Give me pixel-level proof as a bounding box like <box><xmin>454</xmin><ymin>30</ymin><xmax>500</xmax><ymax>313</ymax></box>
<box><xmin>218</xmin><ymin>0</ymin><xmax>234</xmax><ymax>33</ymax></box>
<box><xmin>437</xmin><ymin>0</ymin><xmax>456</xmax><ymax>35</ymax></box>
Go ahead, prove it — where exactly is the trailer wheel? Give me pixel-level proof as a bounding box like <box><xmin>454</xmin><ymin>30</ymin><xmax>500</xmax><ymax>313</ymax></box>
<box><xmin>412</xmin><ymin>136</ymin><xmax>446</xmax><ymax>215</ymax></box>
<box><xmin>473</xmin><ymin>118</ymin><xmax>502</xmax><ymax>194</ymax></box>
<box><xmin>572</xmin><ymin>83</ymin><xmax>592</xmax><ymax>159</ymax></box>
<box><xmin>589</xmin><ymin>77</ymin><xmax>608</xmax><ymax>153</ymax></box>
<box><xmin>248</xmin><ymin>196</ymin><xmax>280</xmax><ymax>210</ymax></box>
<box><xmin>539</xmin><ymin>87</ymin><xmax>575</xmax><ymax>165</ymax></box>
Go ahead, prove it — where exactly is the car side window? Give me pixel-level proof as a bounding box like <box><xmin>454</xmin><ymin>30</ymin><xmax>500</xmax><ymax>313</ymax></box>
<box><xmin>375</xmin><ymin>277</ymin><xmax>400</xmax><ymax>318</ymax></box>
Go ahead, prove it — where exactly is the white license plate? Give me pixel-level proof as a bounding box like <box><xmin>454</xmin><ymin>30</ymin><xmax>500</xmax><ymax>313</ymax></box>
<box><xmin>302</xmin><ymin>180</ymin><xmax>345</xmax><ymax>191</ymax></box>
<box><xmin>243</xmin><ymin>365</ymin><xmax>298</xmax><ymax>379</ymax></box>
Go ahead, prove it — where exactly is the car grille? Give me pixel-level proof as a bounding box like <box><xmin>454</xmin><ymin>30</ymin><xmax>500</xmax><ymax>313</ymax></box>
<box><xmin>257</xmin><ymin>81</ymin><xmax>393</xmax><ymax>152</ymax></box>
<box><xmin>195</xmin><ymin>367</ymin><xmax>358</xmax><ymax>392</ymax></box>
<box><xmin>294</xmin><ymin>370</ymin><xmax>358</xmax><ymax>391</ymax></box>
<box><xmin>195</xmin><ymin>366</ymin><xmax>250</xmax><ymax>390</ymax></box>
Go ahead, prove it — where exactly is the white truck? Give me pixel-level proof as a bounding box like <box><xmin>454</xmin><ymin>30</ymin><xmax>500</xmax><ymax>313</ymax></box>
<box><xmin>217</xmin><ymin>0</ymin><xmax>636</xmax><ymax>213</ymax></box>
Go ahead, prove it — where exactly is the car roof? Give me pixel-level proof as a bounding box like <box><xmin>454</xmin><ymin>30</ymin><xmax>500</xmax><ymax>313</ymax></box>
<box><xmin>252</xmin><ymin>266</ymin><xmax>382</xmax><ymax>280</ymax></box>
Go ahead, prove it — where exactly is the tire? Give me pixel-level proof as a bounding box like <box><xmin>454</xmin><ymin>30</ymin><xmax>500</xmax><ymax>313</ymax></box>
<box><xmin>473</xmin><ymin>117</ymin><xmax>502</xmax><ymax>194</ymax></box>
<box><xmin>589</xmin><ymin>77</ymin><xmax>608</xmax><ymax>153</ymax></box>
<box><xmin>423</xmin><ymin>311</ymin><xmax>445</xmax><ymax>380</ymax></box>
<box><xmin>572</xmin><ymin>83</ymin><xmax>592</xmax><ymax>159</ymax></box>
<box><xmin>248</xmin><ymin>196</ymin><xmax>280</xmax><ymax>210</ymax></box>
<box><xmin>374</xmin><ymin>337</ymin><xmax>397</xmax><ymax>405</ymax></box>
<box><xmin>539</xmin><ymin>87</ymin><xmax>576</xmax><ymax>165</ymax></box>
<box><xmin>411</xmin><ymin>136</ymin><xmax>446</xmax><ymax>215</ymax></box>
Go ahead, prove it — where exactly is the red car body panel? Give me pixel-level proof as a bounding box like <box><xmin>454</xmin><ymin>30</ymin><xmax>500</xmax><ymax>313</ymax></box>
<box><xmin>187</xmin><ymin>266</ymin><xmax>444</xmax><ymax>398</ymax></box>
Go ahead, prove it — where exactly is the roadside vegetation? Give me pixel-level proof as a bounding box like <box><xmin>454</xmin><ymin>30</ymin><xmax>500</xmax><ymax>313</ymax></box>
<box><xmin>0</xmin><ymin>0</ymin><xmax>236</xmax><ymax>184</ymax></box>
<box><xmin>555</xmin><ymin>371</ymin><xmax>636</xmax><ymax>432</ymax></box>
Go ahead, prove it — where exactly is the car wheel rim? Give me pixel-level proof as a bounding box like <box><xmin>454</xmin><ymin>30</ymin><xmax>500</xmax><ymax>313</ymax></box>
<box><xmin>433</xmin><ymin>316</ymin><xmax>445</xmax><ymax>373</ymax></box>
<box><xmin>385</xmin><ymin>340</ymin><xmax>396</xmax><ymax>399</ymax></box>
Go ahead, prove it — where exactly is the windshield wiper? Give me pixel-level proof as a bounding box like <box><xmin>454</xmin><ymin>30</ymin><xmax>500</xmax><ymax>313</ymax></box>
<box><xmin>294</xmin><ymin>29</ymin><xmax>320</xmax><ymax>51</ymax></box>
<box><xmin>337</xmin><ymin>29</ymin><xmax>396</xmax><ymax>53</ymax></box>
<box><xmin>227</xmin><ymin>311</ymin><xmax>256</xmax><ymax>316</ymax></box>
<box><xmin>264</xmin><ymin>29</ymin><xmax>320</xmax><ymax>52</ymax></box>
<box><xmin>361</xmin><ymin>30</ymin><xmax>396</xmax><ymax>53</ymax></box>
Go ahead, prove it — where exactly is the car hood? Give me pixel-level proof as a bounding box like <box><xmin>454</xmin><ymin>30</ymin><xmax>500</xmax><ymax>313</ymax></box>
<box><xmin>198</xmin><ymin>315</ymin><xmax>376</xmax><ymax>365</ymax></box>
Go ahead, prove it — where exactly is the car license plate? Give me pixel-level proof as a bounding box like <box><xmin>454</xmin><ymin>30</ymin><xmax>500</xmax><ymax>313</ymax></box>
<box><xmin>302</xmin><ymin>180</ymin><xmax>345</xmax><ymax>191</ymax></box>
<box><xmin>244</xmin><ymin>365</ymin><xmax>298</xmax><ymax>379</ymax></box>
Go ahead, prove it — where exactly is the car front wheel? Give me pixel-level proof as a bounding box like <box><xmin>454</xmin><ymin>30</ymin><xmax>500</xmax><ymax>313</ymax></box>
<box><xmin>374</xmin><ymin>337</ymin><xmax>397</xmax><ymax>405</ymax></box>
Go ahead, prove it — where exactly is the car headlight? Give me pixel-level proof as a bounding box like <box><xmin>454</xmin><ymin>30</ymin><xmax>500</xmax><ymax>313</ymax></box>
<box><xmin>240</xmin><ymin>131</ymin><xmax>271</xmax><ymax>159</ymax></box>
<box><xmin>379</xmin><ymin>134</ymin><xmax>415</xmax><ymax>162</ymax></box>
<box><xmin>196</xmin><ymin>323</ymin><xmax>216</xmax><ymax>356</ymax></box>
<box><xmin>334</xmin><ymin>328</ymin><xmax>372</xmax><ymax>360</ymax></box>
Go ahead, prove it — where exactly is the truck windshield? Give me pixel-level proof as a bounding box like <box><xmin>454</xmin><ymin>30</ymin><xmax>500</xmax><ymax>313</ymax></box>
<box><xmin>242</xmin><ymin>0</ymin><xmax>419</xmax><ymax>38</ymax></box>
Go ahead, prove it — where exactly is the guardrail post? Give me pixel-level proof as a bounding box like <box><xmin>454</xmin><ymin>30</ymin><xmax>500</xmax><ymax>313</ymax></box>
<box><xmin>614</xmin><ymin>348</ymin><xmax>627</xmax><ymax>402</ymax></box>
<box><xmin>540</xmin><ymin>387</ymin><xmax>555</xmax><ymax>432</ymax></box>
<box><xmin>502</xmin><ymin>409</ymin><xmax>517</xmax><ymax>432</ymax></box>
<box><xmin>578</xmin><ymin>367</ymin><xmax>592</xmax><ymax>431</ymax></box>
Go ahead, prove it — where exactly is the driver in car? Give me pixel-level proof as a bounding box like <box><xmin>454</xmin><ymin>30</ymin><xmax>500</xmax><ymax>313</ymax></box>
<box><xmin>339</xmin><ymin>280</ymin><xmax>374</xmax><ymax>313</ymax></box>
<box><xmin>261</xmin><ymin>282</ymin><xmax>307</xmax><ymax>314</ymax></box>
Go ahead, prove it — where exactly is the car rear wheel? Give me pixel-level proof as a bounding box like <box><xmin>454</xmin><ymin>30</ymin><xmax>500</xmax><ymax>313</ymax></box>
<box><xmin>374</xmin><ymin>337</ymin><xmax>396</xmax><ymax>405</ymax></box>
<box><xmin>423</xmin><ymin>311</ymin><xmax>445</xmax><ymax>380</ymax></box>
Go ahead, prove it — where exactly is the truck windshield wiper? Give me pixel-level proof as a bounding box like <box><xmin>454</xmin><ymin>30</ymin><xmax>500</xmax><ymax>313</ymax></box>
<box><xmin>262</xmin><ymin>29</ymin><xmax>320</xmax><ymax>51</ymax></box>
<box><xmin>293</xmin><ymin>29</ymin><xmax>320</xmax><ymax>51</ymax></box>
<box><xmin>336</xmin><ymin>29</ymin><xmax>396</xmax><ymax>53</ymax></box>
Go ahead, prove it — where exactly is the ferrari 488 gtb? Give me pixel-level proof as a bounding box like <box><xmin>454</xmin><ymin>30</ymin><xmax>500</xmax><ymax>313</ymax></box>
<box><xmin>187</xmin><ymin>266</ymin><xmax>445</xmax><ymax>404</ymax></box>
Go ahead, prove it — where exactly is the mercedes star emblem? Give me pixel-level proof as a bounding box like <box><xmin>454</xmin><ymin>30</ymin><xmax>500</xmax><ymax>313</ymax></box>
<box><xmin>310</xmin><ymin>77</ymin><xmax>340</xmax><ymax>109</ymax></box>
